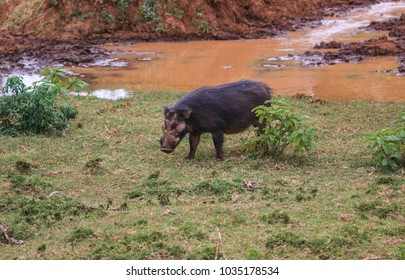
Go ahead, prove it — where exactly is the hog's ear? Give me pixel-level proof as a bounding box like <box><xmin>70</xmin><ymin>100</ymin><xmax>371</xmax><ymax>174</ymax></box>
<box><xmin>181</xmin><ymin>109</ymin><xmax>192</xmax><ymax>119</ymax></box>
<box><xmin>164</xmin><ymin>106</ymin><xmax>169</xmax><ymax>116</ymax></box>
<box><xmin>164</xmin><ymin>107</ymin><xmax>176</xmax><ymax>119</ymax></box>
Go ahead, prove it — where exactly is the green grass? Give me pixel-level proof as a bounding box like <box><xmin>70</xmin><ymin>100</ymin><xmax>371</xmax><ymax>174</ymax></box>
<box><xmin>0</xmin><ymin>91</ymin><xmax>404</xmax><ymax>260</ymax></box>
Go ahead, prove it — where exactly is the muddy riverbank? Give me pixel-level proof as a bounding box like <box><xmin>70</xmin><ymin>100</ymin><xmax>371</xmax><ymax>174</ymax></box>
<box><xmin>0</xmin><ymin>0</ymin><xmax>387</xmax><ymax>75</ymax></box>
<box><xmin>302</xmin><ymin>13</ymin><xmax>405</xmax><ymax>72</ymax></box>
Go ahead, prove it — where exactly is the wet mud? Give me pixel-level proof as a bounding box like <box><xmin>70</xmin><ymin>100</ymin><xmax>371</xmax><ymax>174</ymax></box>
<box><xmin>0</xmin><ymin>35</ymin><xmax>111</xmax><ymax>74</ymax></box>
<box><xmin>301</xmin><ymin>13</ymin><xmax>405</xmax><ymax>73</ymax></box>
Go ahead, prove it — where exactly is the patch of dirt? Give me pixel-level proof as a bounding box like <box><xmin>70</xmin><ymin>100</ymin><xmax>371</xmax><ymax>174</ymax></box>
<box><xmin>302</xmin><ymin>13</ymin><xmax>405</xmax><ymax>73</ymax></box>
<box><xmin>0</xmin><ymin>0</ymin><xmax>387</xmax><ymax>75</ymax></box>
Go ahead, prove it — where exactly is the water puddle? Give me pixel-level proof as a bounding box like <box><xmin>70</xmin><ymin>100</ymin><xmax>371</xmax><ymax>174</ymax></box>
<box><xmin>73</xmin><ymin>89</ymin><xmax>132</xmax><ymax>100</ymax></box>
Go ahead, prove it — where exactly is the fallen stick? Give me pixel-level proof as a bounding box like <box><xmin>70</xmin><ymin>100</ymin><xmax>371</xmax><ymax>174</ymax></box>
<box><xmin>0</xmin><ymin>224</ymin><xmax>24</xmax><ymax>245</ymax></box>
<box><xmin>215</xmin><ymin>227</ymin><xmax>227</xmax><ymax>260</ymax></box>
<box><xmin>38</xmin><ymin>166</ymin><xmax>64</xmax><ymax>175</ymax></box>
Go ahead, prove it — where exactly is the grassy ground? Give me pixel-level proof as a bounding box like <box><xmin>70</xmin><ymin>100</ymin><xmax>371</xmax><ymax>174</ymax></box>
<box><xmin>0</xmin><ymin>91</ymin><xmax>404</xmax><ymax>260</ymax></box>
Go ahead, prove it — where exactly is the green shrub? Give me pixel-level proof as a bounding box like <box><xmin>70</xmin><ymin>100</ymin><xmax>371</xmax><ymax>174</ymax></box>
<box><xmin>99</xmin><ymin>11</ymin><xmax>115</xmax><ymax>23</ymax></box>
<box><xmin>139</xmin><ymin>0</ymin><xmax>160</xmax><ymax>23</ymax></box>
<box><xmin>0</xmin><ymin>67</ymin><xmax>87</xmax><ymax>135</ymax></box>
<box><xmin>243</xmin><ymin>98</ymin><xmax>316</xmax><ymax>158</ymax></box>
<box><xmin>196</xmin><ymin>20</ymin><xmax>211</xmax><ymax>33</ymax></box>
<box><xmin>117</xmin><ymin>0</ymin><xmax>129</xmax><ymax>14</ymax></box>
<box><xmin>138</xmin><ymin>0</ymin><xmax>166</xmax><ymax>32</ymax></box>
<box><xmin>363</xmin><ymin>113</ymin><xmax>405</xmax><ymax>171</ymax></box>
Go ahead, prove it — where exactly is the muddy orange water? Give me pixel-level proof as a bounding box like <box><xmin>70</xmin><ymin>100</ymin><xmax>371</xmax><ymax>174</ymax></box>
<box><xmin>72</xmin><ymin>2</ymin><xmax>405</xmax><ymax>102</ymax></box>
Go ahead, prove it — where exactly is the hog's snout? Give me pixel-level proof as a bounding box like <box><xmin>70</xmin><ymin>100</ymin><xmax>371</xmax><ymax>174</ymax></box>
<box><xmin>159</xmin><ymin>135</ymin><xmax>180</xmax><ymax>154</ymax></box>
<box><xmin>160</xmin><ymin>147</ymin><xmax>174</xmax><ymax>153</ymax></box>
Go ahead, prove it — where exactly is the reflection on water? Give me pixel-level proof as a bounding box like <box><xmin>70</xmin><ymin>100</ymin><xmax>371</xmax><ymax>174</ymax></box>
<box><xmin>297</xmin><ymin>1</ymin><xmax>405</xmax><ymax>46</ymax></box>
<box><xmin>86</xmin><ymin>58</ymin><xmax>128</xmax><ymax>67</ymax></box>
<box><xmin>73</xmin><ymin>89</ymin><xmax>132</xmax><ymax>100</ymax></box>
<box><xmin>70</xmin><ymin>1</ymin><xmax>405</xmax><ymax>103</ymax></box>
<box><xmin>0</xmin><ymin>73</ymin><xmax>132</xmax><ymax>100</ymax></box>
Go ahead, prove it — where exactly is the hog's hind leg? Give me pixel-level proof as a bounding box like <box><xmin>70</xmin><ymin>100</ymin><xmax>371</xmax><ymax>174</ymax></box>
<box><xmin>211</xmin><ymin>132</ymin><xmax>225</xmax><ymax>160</ymax></box>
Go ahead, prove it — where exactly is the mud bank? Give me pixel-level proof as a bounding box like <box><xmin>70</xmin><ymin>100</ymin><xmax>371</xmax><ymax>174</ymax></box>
<box><xmin>302</xmin><ymin>13</ymin><xmax>405</xmax><ymax>73</ymax></box>
<box><xmin>0</xmin><ymin>0</ymin><xmax>382</xmax><ymax>74</ymax></box>
<box><xmin>0</xmin><ymin>36</ymin><xmax>110</xmax><ymax>73</ymax></box>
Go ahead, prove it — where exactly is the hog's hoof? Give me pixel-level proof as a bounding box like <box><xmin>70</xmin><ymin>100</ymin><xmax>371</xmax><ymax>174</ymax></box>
<box><xmin>216</xmin><ymin>156</ymin><xmax>225</xmax><ymax>161</ymax></box>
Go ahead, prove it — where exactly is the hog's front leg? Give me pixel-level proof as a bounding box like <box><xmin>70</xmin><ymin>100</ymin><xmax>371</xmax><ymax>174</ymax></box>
<box><xmin>186</xmin><ymin>132</ymin><xmax>201</xmax><ymax>160</ymax></box>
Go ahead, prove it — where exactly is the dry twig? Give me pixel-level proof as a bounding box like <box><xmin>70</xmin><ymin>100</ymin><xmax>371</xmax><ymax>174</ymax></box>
<box><xmin>38</xmin><ymin>166</ymin><xmax>64</xmax><ymax>175</ymax></box>
<box><xmin>0</xmin><ymin>224</ymin><xmax>24</xmax><ymax>245</ymax></box>
<box><xmin>215</xmin><ymin>227</ymin><xmax>227</xmax><ymax>260</ymax></box>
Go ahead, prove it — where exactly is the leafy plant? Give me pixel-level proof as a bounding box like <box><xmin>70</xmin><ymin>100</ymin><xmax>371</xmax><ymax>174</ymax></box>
<box><xmin>138</xmin><ymin>0</ymin><xmax>167</xmax><ymax>32</ymax></box>
<box><xmin>72</xmin><ymin>8</ymin><xmax>90</xmax><ymax>21</ymax></box>
<box><xmin>117</xmin><ymin>0</ymin><xmax>129</xmax><ymax>13</ymax></box>
<box><xmin>139</xmin><ymin>0</ymin><xmax>161</xmax><ymax>23</ymax></box>
<box><xmin>154</xmin><ymin>17</ymin><xmax>165</xmax><ymax>33</ymax></box>
<box><xmin>0</xmin><ymin>67</ymin><xmax>87</xmax><ymax>135</ymax></box>
<box><xmin>243</xmin><ymin>98</ymin><xmax>316</xmax><ymax>158</ymax></box>
<box><xmin>363</xmin><ymin>113</ymin><xmax>405</xmax><ymax>171</ymax></box>
<box><xmin>59</xmin><ymin>104</ymin><xmax>78</xmax><ymax>120</ymax></box>
<box><xmin>99</xmin><ymin>11</ymin><xmax>115</xmax><ymax>23</ymax></box>
<box><xmin>196</xmin><ymin>20</ymin><xmax>211</xmax><ymax>33</ymax></box>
